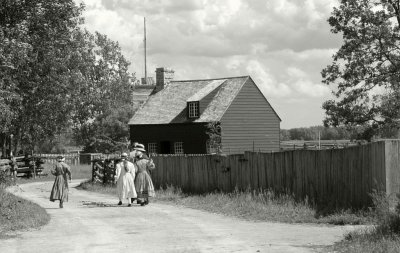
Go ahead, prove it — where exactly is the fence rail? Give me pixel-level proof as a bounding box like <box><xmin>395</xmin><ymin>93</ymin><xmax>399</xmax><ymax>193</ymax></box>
<box><xmin>149</xmin><ymin>140</ymin><xmax>400</xmax><ymax>209</ymax></box>
<box><xmin>35</xmin><ymin>153</ymin><xmax>80</xmax><ymax>165</ymax></box>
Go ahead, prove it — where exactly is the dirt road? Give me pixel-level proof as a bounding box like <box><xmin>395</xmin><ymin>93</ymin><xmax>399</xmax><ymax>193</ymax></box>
<box><xmin>1</xmin><ymin>180</ymin><xmax>360</xmax><ymax>253</ymax></box>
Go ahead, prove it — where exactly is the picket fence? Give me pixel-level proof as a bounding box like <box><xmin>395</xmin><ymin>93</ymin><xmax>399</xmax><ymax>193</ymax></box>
<box><xmin>150</xmin><ymin>140</ymin><xmax>400</xmax><ymax>209</ymax></box>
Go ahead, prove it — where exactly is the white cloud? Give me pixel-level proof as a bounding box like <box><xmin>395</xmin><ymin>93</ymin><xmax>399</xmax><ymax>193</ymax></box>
<box><xmin>78</xmin><ymin>0</ymin><xmax>342</xmax><ymax>128</ymax></box>
<box><xmin>287</xmin><ymin>67</ymin><xmax>330</xmax><ymax>97</ymax></box>
<box><xmin>246</xmin><ymin>60</ymin><xmax>292</xmax><ymax>98</ymax></box>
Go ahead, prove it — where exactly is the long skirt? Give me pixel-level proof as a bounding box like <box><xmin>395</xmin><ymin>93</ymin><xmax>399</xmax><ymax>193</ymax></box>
<box><xmin>117</xmin><ymin>173</ymin><xmax>137</xmax><ymax>200</ymax></box>
<box><xmin>135</xmin><ymin>171</ymin><xmax>155</xmax><ymax>198</ymax></box>
<box><xmin>50</xmin><ymin>175</ymin><xmax>69</xmax><ymax>202</ymax></box>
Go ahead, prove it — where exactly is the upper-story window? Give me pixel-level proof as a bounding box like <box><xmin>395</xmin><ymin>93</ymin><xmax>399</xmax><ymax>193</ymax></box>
<box><xmin>188</xmin><ymin>102</ymin><xmax>199</xmax><ymax>118</ymax></box>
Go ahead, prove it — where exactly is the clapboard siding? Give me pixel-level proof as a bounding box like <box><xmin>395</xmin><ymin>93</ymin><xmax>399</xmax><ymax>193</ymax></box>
<box><xmin>220</xmin><ymin>78</ymin><xmax>280</xmax><ymax>154</ymax></box>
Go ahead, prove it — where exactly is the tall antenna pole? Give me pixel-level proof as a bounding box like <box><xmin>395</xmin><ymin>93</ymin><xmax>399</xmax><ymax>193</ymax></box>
<box><xmin>144</xmin><ymin>17</ymin><xmax>147</xmax><ymax>84</ymax></box>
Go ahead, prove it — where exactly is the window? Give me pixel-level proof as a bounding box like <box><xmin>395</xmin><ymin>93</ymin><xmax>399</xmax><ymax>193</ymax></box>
<box><xmin>188</xmin><ymin>102</ymin><xmax>199</xmax><ymax>118</ymax></box>
<box><xmin>174</xmin><ymin>142</ymin><xmax>184</xmax><ymax>154</ymax></box>
<box><xmin>148</xmin><ymin>143</ymin><xmax>158</xmax><ymax>154</ymax></box>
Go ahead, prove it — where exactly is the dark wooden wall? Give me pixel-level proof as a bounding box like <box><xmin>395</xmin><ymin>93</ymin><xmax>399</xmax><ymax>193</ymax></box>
<box><xmin>130</xmin><ymin>123</ymin><xmax>209</xmax><ymax>154</ymax></box>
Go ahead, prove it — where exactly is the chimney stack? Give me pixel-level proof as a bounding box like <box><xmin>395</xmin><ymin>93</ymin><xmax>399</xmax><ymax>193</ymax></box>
<box><xmin>155</xmin><ymin>67</ymin><xmax>174</xmax><ymax>92</ymax></box>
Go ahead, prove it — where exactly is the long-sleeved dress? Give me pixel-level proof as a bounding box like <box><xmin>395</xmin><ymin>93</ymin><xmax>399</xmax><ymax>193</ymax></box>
<box><xmin>50</xmin><ymin>162</ymin><xmax>72</xmax><ymax>202</ymax></box>
<box><xmin>115</xmin><ymin>160</ymin><xmax>137</xmax><ymax>200</ymax></box>
<box><xmin>135</xmin><ymin>157</ymin><xmax>155</xmax><ymax>198</ymax></box>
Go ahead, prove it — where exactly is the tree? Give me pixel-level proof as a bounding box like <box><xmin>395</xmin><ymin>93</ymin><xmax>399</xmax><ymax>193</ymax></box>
<box><xmin>75</xmin><ymin>104</ymin><xmax>134</xmax><ymax>153</ymax></box>
<box><xmin>0</xmin><ymin>0</ymin><xmax>135</xmax><ymax>153</ymax></box>
<box><xmin>206</xmin><ymin>122</ymin><xmax>222</xmax><ymax>154</ymax></box>
<box><xmin>322</xmin><ymin>0</ymin><xmax>400</xmax><ymax>140</ymax></box>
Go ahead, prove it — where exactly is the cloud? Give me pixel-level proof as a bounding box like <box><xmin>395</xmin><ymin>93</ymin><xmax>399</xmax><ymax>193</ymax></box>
<box><xmin>286</xmin><ymin>67</ymin><xmax>330</xmax><ymax>97</ymax></box>
<box><xmin>246</xmin><ymin>60</ymin><xmax>292</xmax><ymax>98</ymax></box>
<box><xmin>77</xmin><ymin>0</ymin><xmax>341</xmax><ymax>128</ymax></box>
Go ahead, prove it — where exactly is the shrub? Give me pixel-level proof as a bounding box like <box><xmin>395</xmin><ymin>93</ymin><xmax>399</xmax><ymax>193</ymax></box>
<box><xmin>0</xmin><ymin>171</ymin><xmax>14</xmax><ymax>189</ymax></box>
<box><xmin>370</xmin><ymin>190</ymin><xmax>400</xmax><ymax>235</ymax></box>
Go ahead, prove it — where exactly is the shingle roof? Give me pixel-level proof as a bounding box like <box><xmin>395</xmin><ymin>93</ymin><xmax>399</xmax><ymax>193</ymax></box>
<box><xmin>128</xmin><ymin>76</ymin><xmax>249</xmax><ymax>125</ymax></box>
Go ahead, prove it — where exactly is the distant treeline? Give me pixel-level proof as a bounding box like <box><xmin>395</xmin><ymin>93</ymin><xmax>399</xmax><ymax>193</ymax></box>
<box><xmin>280</xmin><ymin>125</ymin><xmax>399</xmax><ymax>141</ymax></box>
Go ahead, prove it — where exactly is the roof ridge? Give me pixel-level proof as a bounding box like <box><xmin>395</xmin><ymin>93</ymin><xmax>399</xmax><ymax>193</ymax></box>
<box><xmin>172</xmin><ymin>75</ymin><xmax>249</xmax><ymax>83</ymax></box>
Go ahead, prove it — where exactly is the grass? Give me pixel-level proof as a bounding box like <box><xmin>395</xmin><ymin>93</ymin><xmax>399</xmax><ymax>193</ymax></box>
<box><xmin>77</xmin><ymin>181</ymin><xmax>373</xmax><ymax>225</ymax></box>
<box><xmin>331</xmin><ymin>229</ymin><xmax>400</xmax><ymax>253</ymax></box>
<box><xmin>0</xmin><ymin>171</ymin><xmax>50</xmax><ymax>238</ymax></box>
<box><xmin>329</xmin><ymin>191</ymin><xmax>400</xmax><ymax>252</ymax></box>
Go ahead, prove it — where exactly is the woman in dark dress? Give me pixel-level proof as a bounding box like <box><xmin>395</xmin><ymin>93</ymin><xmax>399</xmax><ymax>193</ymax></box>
<box><xmin>134</xmin><ymin>144</ymin><xmax>155</xmax><ymax>206</ymax></box>
<box><xmin>50</xmin><ymin>156</ymin><xmax>72</xmax><ymax>208</ymax></box>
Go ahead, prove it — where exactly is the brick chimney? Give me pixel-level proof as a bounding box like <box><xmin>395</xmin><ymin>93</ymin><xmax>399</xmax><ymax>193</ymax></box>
<box><xmin>155</xmin><ymin>67</ymin><xmax>174</xmax><ymax>92</ymax></box>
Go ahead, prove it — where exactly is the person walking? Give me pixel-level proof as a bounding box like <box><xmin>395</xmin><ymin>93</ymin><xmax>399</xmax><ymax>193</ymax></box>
<box><xmin>134</xmin><ymin>144</ymin><xmax>155</xmax><ymax>206</ymax></box>
<box><xmin>114</xmin><ymin>153</ymin><xmax>137</xmax><ymax>207</ymax></box>
<box><xmin>50</xmin><ymin>156</ymin><xmax>72</xmax><ymax>208</ymax></box>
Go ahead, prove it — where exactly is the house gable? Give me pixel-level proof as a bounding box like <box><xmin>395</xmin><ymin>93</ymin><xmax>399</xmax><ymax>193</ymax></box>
<box><xmin>220</xmin><ymin>78</ymin><xmax>281</xmax><ymax>154</ymax></box>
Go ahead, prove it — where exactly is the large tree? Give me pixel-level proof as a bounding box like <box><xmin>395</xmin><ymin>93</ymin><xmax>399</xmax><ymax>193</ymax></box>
<box><xmin>0</xmin><ymin>0</ymin><xmax>135</xmax><ymax>154</ymax></box>
<box><xmin>322</xmin><ymin>0</ymin><xmax>400</xmax><ymax>140</ymax></box>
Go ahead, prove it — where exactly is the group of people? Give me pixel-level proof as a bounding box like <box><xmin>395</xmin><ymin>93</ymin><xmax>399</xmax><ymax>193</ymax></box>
<box><xmin>115</xmin><ymin>143</ymin><xmax>156</xmax><ymax>207</ymax></box>
<box><xmin>48</xmin><ymin>143</ymin><xmax>155</xmax><ymax>208</ymax></box>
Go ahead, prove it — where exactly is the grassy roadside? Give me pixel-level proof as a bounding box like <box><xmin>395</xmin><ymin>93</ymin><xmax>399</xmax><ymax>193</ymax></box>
<box><xmin>0</xmin><ymin>172</ymin><xmax>50</xmax><ymax>239</ymax></box>
<box><xmin>77</xmin><ymin>180</ymin><xmax>373</xmax><ymax>225</ymax></box>
<box><xmin>0</xmin><ymin>163</ymin><xmax>91</xmax><ymax>238</ymax></box>
<box><xmin>328</xmin><ymin>191</ymin><xmax>400</xmax><ymax>252</ymax></box>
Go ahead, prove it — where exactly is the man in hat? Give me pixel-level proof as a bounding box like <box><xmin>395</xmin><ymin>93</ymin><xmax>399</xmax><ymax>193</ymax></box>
<box><xmin>114</xmin><ymin>152</ymin><xmax>137</xmax><ymax>206</ymax></box>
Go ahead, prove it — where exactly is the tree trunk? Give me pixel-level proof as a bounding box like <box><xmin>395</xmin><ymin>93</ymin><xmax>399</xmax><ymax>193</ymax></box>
<box><xmin>0</xmin><ymin>133</ymin><xmax>5</xmax><ymax>158</ymax></box>
<box><xmin>13</xmin><ymin>127</ymin><xmax>21</xmax><ymax>156</ymax></box>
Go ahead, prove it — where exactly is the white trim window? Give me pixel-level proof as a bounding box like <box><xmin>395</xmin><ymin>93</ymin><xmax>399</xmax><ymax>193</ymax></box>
<box><xmin>188</xmin><ymin>102</ymin><xmax>199</xmax><ymax>118</ymax></box>
<box><xmin>174</xmin><ymin>142</ymin><xmax>184</xmax><ymax>154</ymax></box>
<box><xmin>148</xmin><ymin>143</ymin><xmax>158</xmax><ymax>154</ymax></box>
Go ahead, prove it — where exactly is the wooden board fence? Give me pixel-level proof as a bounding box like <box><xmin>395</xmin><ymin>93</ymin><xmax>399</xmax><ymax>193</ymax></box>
<box><xmin>150</xmin><ymin>140</ymin><xmax>395</xmax><ymax>209</ymax></box>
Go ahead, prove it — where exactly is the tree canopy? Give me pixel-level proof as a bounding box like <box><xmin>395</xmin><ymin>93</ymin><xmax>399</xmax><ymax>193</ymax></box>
<box><xmin>322</xmin><ymin>0</ymin><xmax>400</xmax><ymax>140</ymax></box>
<box><xmin>0</xmin><ymin>0</ymin><xmax>135</xmax><ymax>154</ymax></box>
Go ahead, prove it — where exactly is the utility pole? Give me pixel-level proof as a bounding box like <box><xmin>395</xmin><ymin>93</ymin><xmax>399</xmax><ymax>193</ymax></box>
<box><xmin>144</xmin><ymin>17</ymin><xmax>147</xmax><ymax>84</ymax></box>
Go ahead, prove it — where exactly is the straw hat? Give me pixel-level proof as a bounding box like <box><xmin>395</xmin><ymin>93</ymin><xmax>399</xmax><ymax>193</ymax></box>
<box><xmin>134</xmin><ymin>143</ymin><xmax>146</xmax><ymax>152</ymax></box>
<box><xmin>121</xmin><ymin>152</ymin><xmax>128</xmax><ymax>158</ymax></box>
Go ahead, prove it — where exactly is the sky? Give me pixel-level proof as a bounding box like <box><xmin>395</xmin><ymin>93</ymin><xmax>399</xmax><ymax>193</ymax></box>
<box><xmin>75</xmin><ymin>0</ymin><xmax>343</xmax><ymax>129</ymax></box>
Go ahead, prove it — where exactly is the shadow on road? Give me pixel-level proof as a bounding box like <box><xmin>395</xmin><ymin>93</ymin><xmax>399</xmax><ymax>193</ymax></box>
<box><xmin>81</xmin><ymin>201</ymin><xmax>142</xmax><ymax>208</ymax></box>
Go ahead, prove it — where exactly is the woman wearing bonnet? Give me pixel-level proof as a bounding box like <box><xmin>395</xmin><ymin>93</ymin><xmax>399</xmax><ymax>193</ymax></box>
<box><xmin>134</xmin><ymin>144</ymin><xmax>155</xmax><ymax>206</ymax></box>
<box><xmin>50</xmin><ymin>156</ymin><xmax>72</xmax><ymax>208</ymax></box>
<box><xmin>114</xmin><ymin>152</ymin><xmax>137</xmax><ymax>207</ymax></box>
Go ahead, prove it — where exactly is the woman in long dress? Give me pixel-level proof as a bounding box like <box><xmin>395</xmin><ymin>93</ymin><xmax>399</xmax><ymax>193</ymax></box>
<box><xmin>50</xmin><ymin>156</ymin><xmax>72</xmax><ymax>208</ymax></box>
<box><xmin>114</xmin><ymin>152</ymin><xmax>137</xmax><ymax>207</ymax></box>
<box><xmin>134</xmin><ymin>144</ymin><xmax>155</xmax><ymax>206</ymax></box>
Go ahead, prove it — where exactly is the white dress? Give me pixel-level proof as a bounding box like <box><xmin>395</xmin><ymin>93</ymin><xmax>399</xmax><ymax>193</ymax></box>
<box><xmin>115</xmin><ymin>160</ymin><xmax>137</xmax><ymax>200</ymax></box>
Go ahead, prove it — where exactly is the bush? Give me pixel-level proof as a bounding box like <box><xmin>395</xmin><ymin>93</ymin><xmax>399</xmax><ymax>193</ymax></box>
<box><xmin>0</xmin><ymin>170</ymin><xmax>14</xmax><ymax>189</ymax></box>
<box><xmin>371</xmin><ymin>190</ymin><xmax>400</xmax><ymax>235</ymax></box>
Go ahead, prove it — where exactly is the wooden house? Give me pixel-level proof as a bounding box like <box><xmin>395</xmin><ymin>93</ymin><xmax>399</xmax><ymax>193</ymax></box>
<box><xmin>129</xmin><ymin>67</ymin><xmax>281</xmax><ymax>154</ymax></box>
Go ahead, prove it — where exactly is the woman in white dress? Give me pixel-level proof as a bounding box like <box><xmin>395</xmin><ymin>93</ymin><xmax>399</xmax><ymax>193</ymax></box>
<box><xmin>114</xmin><ymin>153</ymin><xmax>137</xmax><ymax>206</ymax></box>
